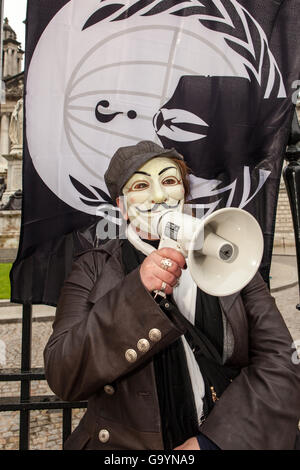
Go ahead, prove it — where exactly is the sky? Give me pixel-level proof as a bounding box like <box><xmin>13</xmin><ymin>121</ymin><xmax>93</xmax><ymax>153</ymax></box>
<box><xmin>3</xmin><ymin>0</ymin><xmax>27</xmax><ymax>50</ymax></box>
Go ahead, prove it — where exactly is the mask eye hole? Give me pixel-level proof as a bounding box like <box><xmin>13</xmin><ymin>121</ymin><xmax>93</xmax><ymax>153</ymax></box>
<box><xmin>130</xmin><ymin>181</ymin><xmax>150</xmax><ymax>191</ymax></box>
<box><xmin>162</xmin><ymin>176</ymin><xmax>181</xmax><ymax>186</ymax></box>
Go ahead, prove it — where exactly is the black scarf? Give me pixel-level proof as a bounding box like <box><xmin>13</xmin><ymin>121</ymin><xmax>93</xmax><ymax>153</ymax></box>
<box><xmin>121</xmin><ymin>238</ymin><xmax>239</xmax><ymax>449</ymax></box>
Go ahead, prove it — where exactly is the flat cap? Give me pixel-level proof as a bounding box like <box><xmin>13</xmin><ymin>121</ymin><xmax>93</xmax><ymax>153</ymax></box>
<box><xmin>104</xmin><ymin>140</ymin><xmax>183</xmax><ymax>201</ymax></box>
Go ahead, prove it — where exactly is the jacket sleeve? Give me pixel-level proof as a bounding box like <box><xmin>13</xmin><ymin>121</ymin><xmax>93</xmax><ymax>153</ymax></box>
<box><xmin>200</xmin><ymin>272</ymin><xmax>300</xmax><ymax>450</ymax></box>
<box><xmin>43</xmin><ymin>250</ymin><xmax>185</xmax><ymax>402</ymax></box>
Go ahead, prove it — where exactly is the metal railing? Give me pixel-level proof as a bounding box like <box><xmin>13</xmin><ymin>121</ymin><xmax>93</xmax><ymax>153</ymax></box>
<box><xmin>0</xmin><ymin>304</ymin><xmax>87</xmax><ymax>450</ymax></box>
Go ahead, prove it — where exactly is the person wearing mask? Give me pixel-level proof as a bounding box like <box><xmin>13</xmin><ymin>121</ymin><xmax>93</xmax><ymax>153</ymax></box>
<box><xmin>44</xmin><ymin>140</ymin><xmax>300</xmax><ymax>450</ymax></box>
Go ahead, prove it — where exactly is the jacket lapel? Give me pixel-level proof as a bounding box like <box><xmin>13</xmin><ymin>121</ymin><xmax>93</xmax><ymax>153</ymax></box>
<box><xmin>219</xmin><ymin>292</ymin><xmax>249</xmax><ymax>365</ymax></box>
<box><xmin>219</xmin><ymin>292</ymin><xmax>240</xmax><ymax>314</ymax></box>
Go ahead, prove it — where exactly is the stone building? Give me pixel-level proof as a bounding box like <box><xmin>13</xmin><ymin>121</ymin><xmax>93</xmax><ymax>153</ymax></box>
<box><xmin>0</xmin><ymin>18</ymin><xmax>24</xmax><ymax>174</ymax></box>
<box><xmin>0</xmin><ymin>19</ymin><xmax>24</xmax><ymax>249</ymax></box>
<box><xmin>2</xmin><ymin>17</ymin><xmax>24</xmax><ymax>77</ymax></box>
<box><xmin>274</xmin><ymin>103</ymin><xmax>300</xmax><ymax>251</ymax></box>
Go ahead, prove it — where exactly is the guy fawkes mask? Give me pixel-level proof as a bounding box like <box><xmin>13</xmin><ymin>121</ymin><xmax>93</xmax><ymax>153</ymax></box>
<box><xmin>122</xmin><ymin>156</ymin><xmax>185</xmax><ymax>236</ymax></box>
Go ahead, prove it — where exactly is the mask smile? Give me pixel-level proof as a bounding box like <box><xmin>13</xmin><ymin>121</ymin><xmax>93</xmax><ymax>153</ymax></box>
<box><xmin>136</xmin><ymin>200</ymin><xmax>181</xmax><ymax>213</ymax></box>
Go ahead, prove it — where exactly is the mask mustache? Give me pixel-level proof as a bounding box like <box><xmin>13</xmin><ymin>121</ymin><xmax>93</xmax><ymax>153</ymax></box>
<box><xmin>136</xmin><ymin>201</ymin><xmax>180</xmax><ymax>213</ymax></box>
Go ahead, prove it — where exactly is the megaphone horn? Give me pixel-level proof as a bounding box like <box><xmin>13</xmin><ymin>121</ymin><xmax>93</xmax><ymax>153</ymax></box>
<box><xmin>188</xmin><ymin>208</ymin><xmax>264</xmax><ymax>297</ymax></box>
<box><xmin>126</xmin><ymin>207</ymin><xmax>264</xmax><ymax>298</ymax></box>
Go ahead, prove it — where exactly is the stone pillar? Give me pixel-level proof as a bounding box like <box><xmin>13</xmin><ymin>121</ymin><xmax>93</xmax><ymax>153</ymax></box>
<box><xmin>3</xmin><ymin>50</ymin><xmax>8</xmax><ymax>77</ymax></box>
<box><xmin>9</xmin><ymin>49</ymin><xmax>14</xmax><ymax>77</ymax></box>
<box><xmin>0</xmin><ymin>210</ymin><xmax>21</xmax><ymax>249</ymax></box>
<box><xmin>7</xmin><ymin>49</ymin><xmax>12</xmax><ymax>76</ymax></box>
<box><xmin>11</xmin><ymin>50</ymin><xmax>16</xmax><ymax>76</ymax></box>
<box><xmin>0</xmin><ymin>113</ymin><xmax>10</xmax><ymax>171</ymax></box>
<box><xmin>1</xmin><ymin>148</ymin><xmax>22</xmax><ymax>205</ymax></box>
<box><xmin>12</xmin><ymin>50</ymin><xmax>18</xmax><ymax>76</ymax></box>
<box><xmin>17</xmin><ymin>56</ymin><xmax>22</xmax><ymax>74</ymax></box>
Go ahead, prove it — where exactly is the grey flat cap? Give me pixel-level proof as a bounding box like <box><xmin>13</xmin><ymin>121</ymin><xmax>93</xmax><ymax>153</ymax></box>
<box><xmin>104</xmin><ymin>140</ymin><xmax>183</xmax><ymax>201</ymax></box>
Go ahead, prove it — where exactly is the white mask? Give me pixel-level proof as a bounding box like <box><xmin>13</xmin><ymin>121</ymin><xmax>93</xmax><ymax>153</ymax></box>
<box><xmin>122</xmin><ymin>156</ymin><xmax>185</xmax><ymax>237</ymax></box>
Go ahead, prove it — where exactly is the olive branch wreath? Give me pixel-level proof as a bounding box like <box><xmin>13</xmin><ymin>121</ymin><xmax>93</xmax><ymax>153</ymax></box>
<box><xmin>70</xmin><ymin>0</ymin><xmax>282</xmax><ymax>210</ymax></box>
<box><xmin>82</xmin><ymin>0</ymin><xmax>285</xmax><ymax>99</ymax></box>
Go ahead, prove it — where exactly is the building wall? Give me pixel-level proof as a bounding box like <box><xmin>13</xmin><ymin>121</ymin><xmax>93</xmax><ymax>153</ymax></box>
<box><xmin>0</xmin><ymin>19</ymin><xmax>24</xmax><ymax>173</ymax></box>
<box><xmin>274</xmin><ymin>174</ymin><xmax>295</xmax><ymax>248</ymax></box>
<box><xmin>273</xmin><ymin>102</ymin><xmax>300</xmax><ymax>249</ymax></box>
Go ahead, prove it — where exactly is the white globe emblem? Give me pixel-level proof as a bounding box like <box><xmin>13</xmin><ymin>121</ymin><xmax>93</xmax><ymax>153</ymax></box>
<box><xmin>26</xmin><ymin>0</ymin><xmax>281</xmax><ymax>214</ymax></box>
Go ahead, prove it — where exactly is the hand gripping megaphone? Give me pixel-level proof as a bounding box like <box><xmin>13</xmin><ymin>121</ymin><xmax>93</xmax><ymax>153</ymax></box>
<box><xmin>127</xmin><ymin>207</ymin><xmax>264</xmax><ymax>297</ymax></box>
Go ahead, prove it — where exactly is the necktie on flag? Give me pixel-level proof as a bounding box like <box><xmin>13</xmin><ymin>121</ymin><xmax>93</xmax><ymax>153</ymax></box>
<box><xmin>10</xmin><ymin>0</ymin><xmax>300</xmax><ymax>305</ymax></box>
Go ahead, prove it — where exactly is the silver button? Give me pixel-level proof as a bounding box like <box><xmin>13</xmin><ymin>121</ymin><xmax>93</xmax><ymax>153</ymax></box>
<box><xmin>149</xmin><ymin>328</ymin><xmax>162</xmax><ymax>342</ymax></box>
<box><xmin>98</xmin><ymin>429</ymin><xmax>110</xmax><ymax>443</ymax></box>
<box><xmin>165</xmin><ymin>302</ymin><xmax>170</xmax><ymax>308</ymax></box>
<box><xmin>125</xmin><ymin>348</ymin><xmax>137</xmax><ymax>363</ymax></box>
<box><xmin>137</xmin><ymin>338</ymin><xmax>150</xmax><ymax>353</ymax></box>
<box><xmin>104</xmin><ymin>385</ymin><xmax>115</xmax><ymax>395</ymax></box>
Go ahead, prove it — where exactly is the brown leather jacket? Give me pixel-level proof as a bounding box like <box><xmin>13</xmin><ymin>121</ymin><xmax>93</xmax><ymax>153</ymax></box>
<box><xmin>44</xmin><ymin>239</ymin><xmax>300</xmax><ymax>450</ymax></box>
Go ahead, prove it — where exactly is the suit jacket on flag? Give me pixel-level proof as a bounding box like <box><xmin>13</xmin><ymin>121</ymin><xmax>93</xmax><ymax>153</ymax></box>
<box><xmin>43</xmin><ymin>239</ymin><xmax>300</xmax><ymax>450</ymax></box>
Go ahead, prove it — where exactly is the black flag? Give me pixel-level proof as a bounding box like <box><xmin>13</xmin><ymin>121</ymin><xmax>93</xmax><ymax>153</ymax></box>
<box><xmin>11</xmin><ymin>0</ymin><xmax>300</xmax><ymax>304</ymax></box>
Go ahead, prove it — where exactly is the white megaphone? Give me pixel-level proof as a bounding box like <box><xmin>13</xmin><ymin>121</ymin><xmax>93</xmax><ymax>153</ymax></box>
<box><xmin>127</xmin><ymin>207</ymin><xmax>264</xmax><ymax>297</ymax></box>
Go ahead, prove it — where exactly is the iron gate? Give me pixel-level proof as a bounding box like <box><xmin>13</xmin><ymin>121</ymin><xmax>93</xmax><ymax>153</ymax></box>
<box><xmin>0</xmin><ymin>304</ymin><xmax>87</xmax><ymax>450</ymax></box>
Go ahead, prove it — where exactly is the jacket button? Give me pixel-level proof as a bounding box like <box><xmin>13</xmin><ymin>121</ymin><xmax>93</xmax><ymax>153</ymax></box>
<box><xmin>104</xmin><ymin>385</ymin><xmax>115</xmax><ymax>395</ymax></box>
<box><xmin>137</xmin><ymin>338</ymin><xmax>150</xmax><ymax>353</ymax></box>
<box><xmin>98</xmin><ymin>429</ymin><xmax>110</xmax><ymax>443</ymax></box>
<box><xmin>125</xmin><ymin>348</ymin><xmax>137</xmax><ymax>363</ymax></box>
<box><xmin>149</xmin><ymin>328</ymin><xmax>162</xmax><ymax>342</ymax></box>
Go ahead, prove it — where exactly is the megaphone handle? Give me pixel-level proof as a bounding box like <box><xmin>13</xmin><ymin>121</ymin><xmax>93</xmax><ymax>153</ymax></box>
<box><xmin>153</xmin><ymin>290</ymin><xmax>167</xmax><ymax>300</ymax></box>
<box><xmin>158</xmin><ymin>235</ymin><xmax>187</xmax><ymax>257</ymax></box>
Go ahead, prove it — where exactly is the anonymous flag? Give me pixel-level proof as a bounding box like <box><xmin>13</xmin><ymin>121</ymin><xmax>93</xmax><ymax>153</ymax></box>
<box><xmin>11</xmin><ymin>0</ymin><xmax>300</xmax><ymax>304</ymax></box>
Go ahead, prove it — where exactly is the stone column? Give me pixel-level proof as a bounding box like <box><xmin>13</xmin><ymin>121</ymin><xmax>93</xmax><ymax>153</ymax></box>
<box><xmin>17</xmin><ymin>56</ymin><xmax>22</xmax><ymax>74</ymax></box>
<box><xmin>3</xmin><ymin>50</ymin><xmax>8</xmax><ymax>77</ymax></box>
<box><xmin>0</xmin><ymin>210</ymin><xmax>21</xmax><ymax>249</ymax></box>
<box><xmin>7</xmin><ymin>49</ymin><xmax>12</xmax><ymax>76</ymax></box>
<box><xmin>11</xmin><ymin>50</ymin><xmax>16</xmax><ymax>76</ymax></box>
<box><xmin>0</xmin><ymin>113</ymin><xmax>10</xmax><ymax>171</ymax></box>
<box><xmin>1</xmin><ymin>148</ymin><xmax>23</xmax><ymax>205</ymax></box>
<box><xmin>10</xmin><ymin>49</ymin><xmax>14</xmax><ymax>77</ymax></box>
<box><xmin>12</xmin><ymin>50</ymin><xmax>18</xmax><ymax>76</ymax></box>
